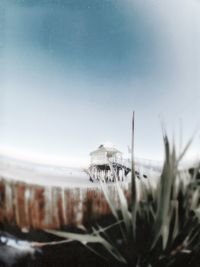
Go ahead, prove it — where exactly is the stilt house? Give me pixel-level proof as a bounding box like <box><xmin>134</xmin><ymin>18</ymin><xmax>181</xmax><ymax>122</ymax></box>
<box><xmin>89</xmin><ymin>144</ymin><xmax>130</xmax><ymax>182</ymax></box>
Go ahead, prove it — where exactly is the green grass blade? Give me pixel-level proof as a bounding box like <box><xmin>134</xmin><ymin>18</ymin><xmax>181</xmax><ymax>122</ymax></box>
<box><xmin>131</xmin><ymin>112</ymin><xmax>137</xmax><ymax>240</ymax></box>
<box><xmin>45</xmin><ymin>229</ymin><xmax>127</xmax><ymax>263</ymax></box>
<box><xmin>151</xmin><ymin>136</ymin><xmax>176</xmax><ymax>249</ymax></box>
<box><xmin>107</xmin><ymin>159</ymin><xmax>131</xmax><ymax>233</ymax></box>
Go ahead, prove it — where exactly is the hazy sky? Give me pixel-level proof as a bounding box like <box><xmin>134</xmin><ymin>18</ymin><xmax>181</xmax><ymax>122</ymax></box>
<box><xmin>0</xmin><ymin>0</ymin><xmax>200</xmax><ymax>166</ymax></box>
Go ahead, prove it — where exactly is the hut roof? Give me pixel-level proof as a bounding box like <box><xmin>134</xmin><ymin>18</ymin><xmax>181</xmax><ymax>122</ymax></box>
<box><xmin>90</xmin><ymin>144</ymin><xmax>122</xmax><ymax>156</ymax></box>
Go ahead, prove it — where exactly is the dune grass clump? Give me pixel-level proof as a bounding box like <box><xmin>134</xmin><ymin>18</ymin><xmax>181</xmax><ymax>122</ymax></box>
<box><xmin>47</xmin><ymin>135</ymin><xmax>200</xmax><ymax>267</ymax></box>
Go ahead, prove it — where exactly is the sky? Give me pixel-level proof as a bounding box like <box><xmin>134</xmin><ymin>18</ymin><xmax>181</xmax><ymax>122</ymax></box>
<box><xmin>0</xmin><ymin>0</ymin><xmax>200</xmax><ymax>167</ymax></box>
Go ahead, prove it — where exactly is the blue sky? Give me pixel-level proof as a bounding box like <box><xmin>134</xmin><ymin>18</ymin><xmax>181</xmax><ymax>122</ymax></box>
<box><xmin>0</xmin><ymin>0</ymin><xmax>200</xmax><ymax>166</ymax></box>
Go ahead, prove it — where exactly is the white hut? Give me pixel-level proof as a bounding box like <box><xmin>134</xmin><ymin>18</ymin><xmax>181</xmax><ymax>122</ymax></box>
<box><xmin>89</xmin><ymin>144</ymin><xmax>130</xmax><ymax>182</ymax></box>
<box><xmin>90</xmin><ymin>144</ymin><xmax>122</xmax><ymax>165</ymax></box>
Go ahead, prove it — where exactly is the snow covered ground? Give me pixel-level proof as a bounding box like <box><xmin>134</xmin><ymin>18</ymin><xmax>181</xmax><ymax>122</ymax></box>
<box><xmin>0</xmin><ymin>155</ymin><xmax>161</xmax><ymax>188</ymax></box>
<box><xmin>0</xmin><ymin>155</ymin><xmax>92</xmax><ymax>188</ymax></box>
